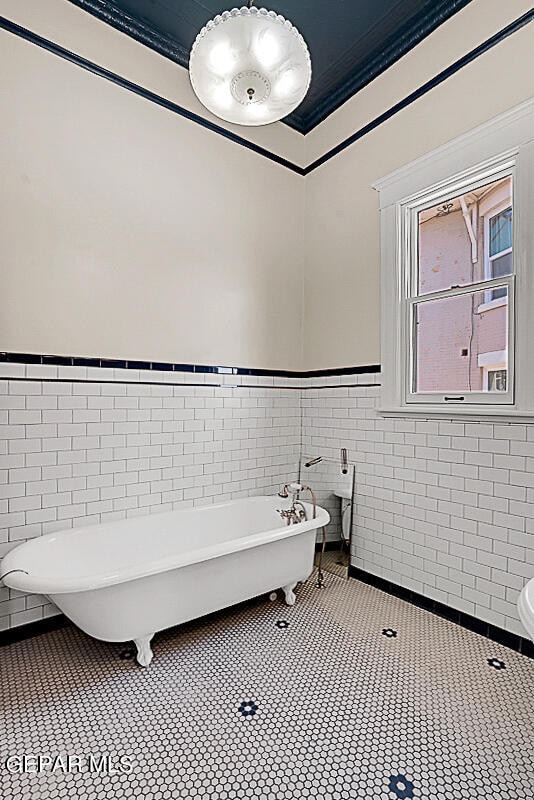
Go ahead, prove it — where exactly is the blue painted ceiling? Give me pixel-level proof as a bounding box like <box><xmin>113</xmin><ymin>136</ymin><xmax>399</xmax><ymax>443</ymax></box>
<box><xmin>70</xmin><ymin>0</ymin><xmax>472</xmax><ymax>133</ymax></box>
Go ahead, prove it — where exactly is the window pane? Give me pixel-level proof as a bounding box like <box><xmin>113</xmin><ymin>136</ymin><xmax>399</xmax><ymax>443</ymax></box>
<box><xmin>490</xmin><ymin>251</ymin><xmax>513</xmax><ymax>279</ymax></box>
<box><xmin>489</xmin><ymin>208</ymin><xmax>512</xmax><ymax>256</ymax></box>
<box><xmin>417</xmin><ymin>176</ymin><xmax>512</xmax><ymax>295</ymax></box>
<box><xmin>490</xmin><ymin>285</ymin><xmax>507</xmax><ymax>301</ymax></box>
<box><xmin>413</xmin><ymin>287</ymin><xmax>508</xmax><ymax>393</ymax></box>
<box><xmin>488</xmin><ymin>370</ymin><xmax>507</xmax><ymax>392</ymax></box>
<box><xmin>489</xmin><ymin>252</ymin><xmax>512</xmax><ymax>300</ymax></box>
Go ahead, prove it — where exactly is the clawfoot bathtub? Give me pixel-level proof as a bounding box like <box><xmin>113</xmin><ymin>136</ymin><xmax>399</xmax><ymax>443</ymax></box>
<box><xmin>1</xmin><ymin>496</ymin><xmax>329</xmax><ymax>666</ymax></box>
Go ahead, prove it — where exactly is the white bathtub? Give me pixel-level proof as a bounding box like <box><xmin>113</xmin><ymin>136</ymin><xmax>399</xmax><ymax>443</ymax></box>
<box><xmin>1</xmin><ymin>496</ymin><xmax>329</xmax><ymax>666</ymax></box>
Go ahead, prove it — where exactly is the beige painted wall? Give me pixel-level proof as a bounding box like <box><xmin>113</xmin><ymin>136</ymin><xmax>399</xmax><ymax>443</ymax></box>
<box><xmin>0</xmin><ymin>5</ymin><xmax>305</xmax><ymax>370</ymax></box>
<box><xmin>302</xmin><ymin>0</ymin><xmax>534</xmax><ymax>369</ymax></box>
<box><xmin>0</xmin><ymin>0</ymin><xmax>304</xmax><ymax>167</ymax></box>
<box><xmin>1</xmin><ymin>0</ymin><xmax>532</xmax><ymax>370</ymax></box>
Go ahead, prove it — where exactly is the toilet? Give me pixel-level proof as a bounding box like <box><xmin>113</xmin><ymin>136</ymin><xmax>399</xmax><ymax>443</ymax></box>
<box><xmin>518</xmin><ymin>578</ymin><xmax>534</xmax><ymax>641</ymax></box>
<box><xmin>333</xmin><ymin>486</ymin><xmax>352</xmax><ymax>545</ymax></box>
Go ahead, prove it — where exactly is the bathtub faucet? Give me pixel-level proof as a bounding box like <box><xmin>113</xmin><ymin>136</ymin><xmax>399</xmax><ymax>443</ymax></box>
<box><xmin>278</xmin><ymin>503</ymin><xmax>307</xmax><ymax>525</ymax></box>
<box><xmin>278</xmin><ymin>482</ymin><xmax>301</xmax><ymax>504</ymax></box>
<box><xmin>277</xmin><ymin>483</ymin><xmax>317</xmax><ymax>524</ymax></box>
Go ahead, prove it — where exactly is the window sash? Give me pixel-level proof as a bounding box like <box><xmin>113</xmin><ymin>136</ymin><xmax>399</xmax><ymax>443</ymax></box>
<box><xmin>406</xmin><ymin>163</ymin><xmax>515</xmax><ymax>300</ymax></box>
<box><xmin>407</xmin><ymin>273</ymin><xmax>513</xmax><ymax>306</ymax></box>
<box><xmin>404</xmin><ymin>275</ymin><xmax>515</xmax><ymax>405</ymax></box>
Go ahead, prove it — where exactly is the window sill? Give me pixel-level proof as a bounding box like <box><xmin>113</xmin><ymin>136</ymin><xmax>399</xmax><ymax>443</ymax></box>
<box><xmin>477</xmin><ymin>297</ymin><xmax>508</xmax><ymax>313</ymax></box>
<box><xmin>378</xmin><ymin>406</ymin><xmax>534</xmax><ymax>422</ymax></box>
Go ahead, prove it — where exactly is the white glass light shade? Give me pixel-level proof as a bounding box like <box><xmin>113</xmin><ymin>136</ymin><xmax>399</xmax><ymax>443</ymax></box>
<box><xmin>189</xmin><ymin>6</ymin><xmax>311</xmax><ymax>126</ymax></box>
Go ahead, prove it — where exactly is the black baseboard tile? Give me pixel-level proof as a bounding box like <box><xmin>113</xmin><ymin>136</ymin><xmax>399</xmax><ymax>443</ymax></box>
<box><xmin>348</xmin><ymin>565</ymin><xmax>533</xmax><ymax>659</ymax></box>
<box><xmin>432</xmin><ymin>600</ymin><xmax>460</xmax><ymax>624</ymax></box>
<box><xmin>3</xmin><ymin>582</ymin><xmax>533</xmax><ymax>662</ymax></box>
<box><xmin>457</xmin><ymin>611</ymin><xmax>489</xmax><ymax>637</ymax></box>
<box><xmin>519</xmin><ymin>637</ymin><xmax>534</xmax><ymax>658</ymax></box>
<box><xmin>315</xmin><ymin>540</ymin><xmax>345</xmax><ymax>552</ymax></box>
<box><xmin>0</xmin><ymin>614</ymin><xmax>71</xmax><ymax>647</ymax></box>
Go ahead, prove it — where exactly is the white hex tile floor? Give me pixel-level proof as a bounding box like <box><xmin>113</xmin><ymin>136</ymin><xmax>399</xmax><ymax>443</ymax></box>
<box><xmin>2</xmin><ymin>574</ymin><xmax>534</xmax><ymax>799</ymax></box>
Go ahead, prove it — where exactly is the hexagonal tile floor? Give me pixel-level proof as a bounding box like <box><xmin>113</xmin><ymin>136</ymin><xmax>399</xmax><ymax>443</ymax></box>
<box><xmin>2</xmin><ymin>574</ymin><xmax>533</xmax><ymax>799</ymax></box>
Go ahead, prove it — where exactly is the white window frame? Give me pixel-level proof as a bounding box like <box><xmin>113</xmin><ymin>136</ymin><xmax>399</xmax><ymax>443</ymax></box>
<box><xmin>373</xmin><ymin>99</ymin><xmax>534</xmax><ymax>419</ymax></box>
<box><xmin>403</xmin><ymin>160</ymin><xmax>515</xmax><ymax>406</ymax></box>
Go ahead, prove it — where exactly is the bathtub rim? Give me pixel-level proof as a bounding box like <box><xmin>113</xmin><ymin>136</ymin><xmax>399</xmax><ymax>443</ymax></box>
<box><xmin>1</xmin><ymin>496</ymin><xmax>329</xmax><ymax>595</ymax></box>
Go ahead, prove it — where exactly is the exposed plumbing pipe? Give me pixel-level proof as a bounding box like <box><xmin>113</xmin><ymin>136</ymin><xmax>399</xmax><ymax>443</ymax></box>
<box><xmin>460</xmin><ymin>196</ymin><xmax>477</xmax><ymax>264</ymax></box>
<box><xmin>459</xmin><ymin>196</ymin><xmax>478</xmax><ymax>392</ymax></box>
<box><xmin>278</xmin><ymin>482</ymin><xmax>324</xmax><ymax>586</ymax></box>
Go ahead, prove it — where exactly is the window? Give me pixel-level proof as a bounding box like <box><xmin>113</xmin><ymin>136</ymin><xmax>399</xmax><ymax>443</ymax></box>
<box><xmin>479</xmin><ymin>349</ymin><xmax>508</xmax><ymax>393</ymax></box>
<box><xmin>375</xmin><ymin>100</ymin><xmax>534</xmax><ymax>417</ymax></box>
<box><xmin>409</xmin><ymin>173</ymin><xmax>514</xmax><ymax>405</ymax></box>
<box><xmin>485</xmin><ymin>203</ymin><xmax>512</xmax><ymax>301</ymax></box>
<box><xmin>488</xmin><ymin>369</ymin><xmax>507</xmax><ymax>392</ymax></box>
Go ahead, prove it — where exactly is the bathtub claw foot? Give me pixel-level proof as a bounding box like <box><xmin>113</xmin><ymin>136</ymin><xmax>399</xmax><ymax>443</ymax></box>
<box><xmin>134</xmin><ymin>635</ymin><xmax>154</xmax><ymax>667</ymax></box>
<box><xmin>282</xmin><ymin>582</ymin><xmax>297</xmax><ymax>606</ymax></box>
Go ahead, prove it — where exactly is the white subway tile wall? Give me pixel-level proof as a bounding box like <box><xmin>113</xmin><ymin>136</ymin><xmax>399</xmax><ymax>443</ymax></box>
<box><xmin>0</xmin><ymin>369</ymin><xmax>301</xmax><ymax>630</ymax></box>
<box><xmin>301</xmin><ymin>380</ymin><xmax>534</xmax><ymax>637</ymax></box>
<box><xmin>1</xmin><ymin>365</ymin><xmax>533</xmax><ymax>638</ymax></box>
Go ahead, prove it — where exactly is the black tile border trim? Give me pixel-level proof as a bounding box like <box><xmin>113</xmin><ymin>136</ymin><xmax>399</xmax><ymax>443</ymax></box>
<box><xmin>315</xmin><ymin>541</ymin><xmax>345</xmax><ymax>553</ymax></box>
<box><xmin>0</xmin><ymin>593</ymin><xmax>266</xmax><ymax>649</ymax></box>
<box><xmin>3</xmin><ymin>575</ymin><xmax>531</xmax><ymax>659</ymax></box>
<box><xmin>0</xmin><ymin>351</ymin><xmax>380</xmax><ymax>380</ymax></box>
<box><xmin>348</xmin><ymin>565</ymin><xmax>534</xmax><ymax>660</ymax></box>
<box><xmin>0</xmin><ymin>613</ymin><xmax>71</xmax><ymax>647</ymax></box>
<box><xmin>1</xmin><ymin>10</ymin><xmax>532</xmax><ymax>173</ymax></box>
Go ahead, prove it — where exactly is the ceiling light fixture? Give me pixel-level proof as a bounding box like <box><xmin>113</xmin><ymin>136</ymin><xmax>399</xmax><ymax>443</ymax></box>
<box><xmin>189</xmin><ymin>1</ymin><xmax>311</xmax><ymax>127</ymax></box>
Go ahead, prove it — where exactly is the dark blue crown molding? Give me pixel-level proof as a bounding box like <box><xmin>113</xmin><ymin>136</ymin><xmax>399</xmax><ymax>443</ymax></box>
<box><xmin>68</xmin><ymin>0</ymin><xmax>191</xmax><ymax>70</ymax></box>
<box><xmin>1</xmin><ymin>10</ymin><xmax>532</xmax><ymax>175</ymax></box>
<box><xmin>304</xmin><ymin>8</ymin><xmax>534</xmax><ymax>173</ymax></box>
<box><xmin>66</xmin><ymin>0</ymin><xmax>472</xmax><ymax>135</ymax></box>
<box><xmin>0</xmin><ymin>351</ymin><xmax>380</xmax><ymax>379</ymax></box>
<box><xmin>281</xmin><ymin>0</ymin><xmax>472</xmax><ymax>134</ymax></box>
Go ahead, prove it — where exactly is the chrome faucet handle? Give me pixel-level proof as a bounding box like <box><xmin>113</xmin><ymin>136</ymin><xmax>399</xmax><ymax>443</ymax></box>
<box><xmin>292</xmin><ymin>500</ymin><xmax>308</xmax><ymax>522</ymax></box>
<box><xmin>278</xmin><ymin>482</ymin><xmax>303</xmax><ymax>504</ymax></box>
<box><xmin>277</xmin><ymin>508</ymin><xmax>295</xmax><ymax>525</ymax></box>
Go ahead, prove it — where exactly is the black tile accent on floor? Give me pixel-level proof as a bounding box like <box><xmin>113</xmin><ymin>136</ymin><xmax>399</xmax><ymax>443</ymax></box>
<box><xmin>348</xmin><ymin>565</ymin><xmax>533</xmax><ymax>659</ymax></box>
<box><xmin>2</xmin><ymin>575</ymin><xmax>533</xmax><ymax>800</ymax></box>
